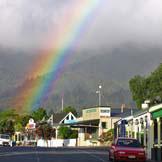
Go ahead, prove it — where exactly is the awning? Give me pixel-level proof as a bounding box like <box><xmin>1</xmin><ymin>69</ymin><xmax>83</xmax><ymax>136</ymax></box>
<box><xmin>63</xmin><ymin>119</ymin><xmax>99</xmax><ymax>128</ymax></box>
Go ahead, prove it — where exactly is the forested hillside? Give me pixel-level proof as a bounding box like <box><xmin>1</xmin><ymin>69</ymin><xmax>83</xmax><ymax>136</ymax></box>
<box><xmin>0</xmin><ymin>44</ymin><xmax>162</xmax><ymax>112</ymax></box>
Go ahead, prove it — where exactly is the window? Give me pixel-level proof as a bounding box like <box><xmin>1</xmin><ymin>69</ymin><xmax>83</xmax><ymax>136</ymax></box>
<box><xmin>101</xmin><ymin>109</ymin><xmax>110</xmax><ymax>113</ymax></box>
<box><xmin>117</xmin><ymin>139</ymin><xmax>141</xmax><ymax>147</ymax></box>
<box><xmin>102</xmin><ymin>122</ymin><xmax>107</xmax><ymax>129</ymax></box>
<box><xmin>0</xmin><ymin>135</ymin><xmax>10</xmax><ymax>139</ymax></box>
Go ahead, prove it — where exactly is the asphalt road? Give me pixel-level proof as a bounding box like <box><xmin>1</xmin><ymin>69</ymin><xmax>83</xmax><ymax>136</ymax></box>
<box><xmin>0</xmin><ymin>147</ymin><xmax>109</xmax><ymax>162</ymax></box>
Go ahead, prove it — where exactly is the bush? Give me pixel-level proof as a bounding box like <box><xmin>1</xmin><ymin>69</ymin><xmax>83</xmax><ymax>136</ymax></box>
<box><xmin>98</xmin><ymin>129</ymin><xmax>114</xmax><ymax>143</ymax></box>
<box><xmin>58</xmin><ymin>126</ymin><xmax>78</xmax><ymax>139</ymax></box>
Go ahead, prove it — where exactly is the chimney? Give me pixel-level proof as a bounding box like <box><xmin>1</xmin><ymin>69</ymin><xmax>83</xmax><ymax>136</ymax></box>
<box><xmin>131</xmin><ymin>109</ymin><xmax>133</xmax><ymax>116</ymax></box>
<box><xmin>121</xmin><ymin>104</ymin><xmax>126</xmax><ymax>113</ymax></box>
<box><xmin>141</xmin><ymin>100</ymin><xmax>150</xmax><ymax>109</ymax></box>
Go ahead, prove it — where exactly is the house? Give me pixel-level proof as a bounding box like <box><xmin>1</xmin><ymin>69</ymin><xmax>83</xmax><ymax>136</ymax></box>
<box><xmin>114</xmin><ymin>109</ymin><xmax>138</xmax><ymax>138</ymax></box>
<box><xmin>47</xmin><ymin>112</ymin><xmax>77</xmax><ymax>139</ymax></box>
<box><xmin>114</xmin><ymin>103</ymin><xmax>162</xmax><ymax>161</ymax></box>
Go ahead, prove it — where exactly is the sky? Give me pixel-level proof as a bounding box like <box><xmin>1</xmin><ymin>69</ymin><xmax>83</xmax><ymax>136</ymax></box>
<box><xmin>0</xmin><ymin>0</ymin><xmax>162</xmax><ymax>51</ymax></box>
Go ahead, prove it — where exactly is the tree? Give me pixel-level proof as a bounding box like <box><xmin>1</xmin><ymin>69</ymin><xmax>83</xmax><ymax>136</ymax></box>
<box><xmin>0</xmin><ymin>109</ymin><xmax>17</xmax><ymax>121</ymax></box>
<box><xmin>129</xmin><ymin>64</ymin><xmax>162</xmax><ymax>108</ymax></box>
<box><xmin>58</xmin><ymin>126</ymin><xmax>77</xmax><ymax>139</ymax></box>
<box><xmin>14</xmin><ymin>123</ymin><xmax>23</xmax><ymax>132</ymax></box>
<box><xmin>98</xmin><ymin>129</ymin><xmax>114</xmax><ymax>143</ymax></box>
<box><xmin>58</xmin><ymin>126</ymin><xmax>71</xmax><ymax>139</ymax></box>
<box><xmin>129</xmin><ymin>75</ymin><xmax>147</xmax><ymax>108</ymax></box>
<box><xmin>15</xmin><ymin>114</ymin><xmax>32</xmax><ymax>127</ymax></box>
<box><xmin>36</xmin><ymin>122</ymin><xmax>55</xmax><ymax>140</ymax></box>
<box><xmin>0</xmin><ymin>109</ymin><xmax>17</xmax><ymax>136</ymax></box>
<box><xmin>0</xmin><ymin>119</ymin><xmax>15</xmax><ymax>136</ymax></box>
<box><xmin>62</xmin><ymin>106</ymin><xmax>77</xmax><ymax>117</ymax></box>
<box><xmin>148</xmin><ymin>64</ymin><xmax>162</xmax><ymax>101</ymax></box>
<box><xmin>32</xmin><ymin>108</ymin><xmax>48</xmax><ymax>122</ymax></box>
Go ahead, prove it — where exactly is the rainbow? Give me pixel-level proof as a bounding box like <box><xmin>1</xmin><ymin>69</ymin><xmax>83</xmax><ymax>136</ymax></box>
<box><xmin>14</xmin><ymin>0</ymin><xmax>102</xmax><ymax>113</ymax></box>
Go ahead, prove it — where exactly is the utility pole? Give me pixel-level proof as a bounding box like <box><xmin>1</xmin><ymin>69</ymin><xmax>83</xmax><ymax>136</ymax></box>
<box><xmin>61</xmin><ymin>97</ymin><xmax>64</xmax><ymax>112</ymax></box>
<box><xmin>96</xmin><ymin>85</ymin><xmax>102</xmax><ymax>107</ymax></box>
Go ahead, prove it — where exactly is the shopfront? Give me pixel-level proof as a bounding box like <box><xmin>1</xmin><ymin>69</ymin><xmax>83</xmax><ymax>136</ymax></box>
<box><xmin>68</xmin><ymin>106</ymin><xmax>120</xmax><ymax>146</ymax></box>
<box><xmin>149</xmin><ymin>104</ymin><xmax>162</xmax><ymax>162</ymax></box>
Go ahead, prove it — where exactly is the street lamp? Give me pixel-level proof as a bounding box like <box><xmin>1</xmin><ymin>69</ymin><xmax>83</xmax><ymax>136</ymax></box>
<box><xmin>96</xmin><ymin>85</ymin><xmax>102</xmax><ymax>107</ymax></box>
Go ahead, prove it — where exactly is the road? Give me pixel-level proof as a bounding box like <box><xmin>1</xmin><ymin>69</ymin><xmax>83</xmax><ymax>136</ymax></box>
<box><xmin>0</xmin><ymin>147</ymin><xmax>109</xmax><ymax>162</ymax></box>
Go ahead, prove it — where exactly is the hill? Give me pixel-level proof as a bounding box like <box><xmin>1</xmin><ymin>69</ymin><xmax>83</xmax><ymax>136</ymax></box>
<box><xmin>0</xmin><ymin>43</ymin><xmax>162</xmax><ymax>112</ymax></box>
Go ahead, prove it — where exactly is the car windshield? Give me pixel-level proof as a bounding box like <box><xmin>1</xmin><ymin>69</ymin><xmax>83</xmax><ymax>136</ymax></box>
<box><xmin>117</xmin><ymin>139</ymin><xmax>141</xmax><ymax>147</ymax></box>
<box><xmin>0</xmin><ymin>135</ymin><xmax>10</xmax><ymax>139</ymax></box>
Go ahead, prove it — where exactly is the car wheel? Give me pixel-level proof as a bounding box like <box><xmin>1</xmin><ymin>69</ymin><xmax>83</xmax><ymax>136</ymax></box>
<box><xmin>109</xmin><ymin>154</ymin><xmax>113</xmax><ymax>161</ymax></box>
<box><xmin>109</xmin><ymin>153</ymin><xmax>112</xmax><ymax>161</ymax></box>
<box><xmin>113</xmin><ymin>156</ymin><xmax>118</xmax><ymax>162</ymax></box>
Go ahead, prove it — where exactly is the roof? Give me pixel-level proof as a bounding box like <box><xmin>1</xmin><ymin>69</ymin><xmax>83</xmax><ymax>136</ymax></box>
<box><xmin>111</xmin><ymin>108</ymin><xmax>122</xmax><ymax>117</ymax></box>
<box><xmin>52</xmin><ymin>112</ymin><xmax>69</xmax><ymax>124</ymax></box>
<box><xmin>133</xmin><ymin>108</ymin><xmax>149</xmax><ymax>117</ymax></box>
<box><xmin>82</xmin><ymin>106</ymin><xmax>111</xmax><ymax>110</ymax></box>
<box><xmin>114</xmin><ymin>109</ymin><xmax>139</xmax><ymax>118</ymax></box>
<box><xmin>149</xmin><ymin>103</ymin><xmax>162</xmax><ymax>112</ymax></box>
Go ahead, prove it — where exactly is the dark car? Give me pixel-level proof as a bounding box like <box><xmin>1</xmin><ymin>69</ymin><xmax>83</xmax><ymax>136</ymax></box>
<box><xmin>109</xmin><ymin>137</ymin><xmax>146</xmax><ymax>162</ymax></box>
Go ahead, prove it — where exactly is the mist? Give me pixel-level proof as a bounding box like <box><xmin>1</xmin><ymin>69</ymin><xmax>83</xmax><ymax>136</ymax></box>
<box><xmin>0</xmin><ymin>0</ymin><xmax>162</xmax><ymax>52</ymax></box>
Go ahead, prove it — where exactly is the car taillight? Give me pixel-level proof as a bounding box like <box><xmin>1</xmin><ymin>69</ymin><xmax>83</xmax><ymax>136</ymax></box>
<box><xmin>138</xmin><ymin>152</ymin><xmax>145</xmax><ymax>155</ymax></box>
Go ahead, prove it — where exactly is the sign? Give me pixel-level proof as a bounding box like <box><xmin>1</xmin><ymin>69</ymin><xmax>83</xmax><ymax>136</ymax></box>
<box><xmin>65</xmin><ymin>119</ymin><xmax>77</xmax><ymax>124</ymax></box>
<box><xmin>86</xmin><ymin>108</ymin><xmax>97</xmax><ymax>113</ymax></box>
<box><xmin>100</xmin><ymin>107</ymin><xmax>111</xmax><ymax>117</ymax></box>
<box><xmin>26</xmin><ymin>118</ymin><xmax>36</xmax><ymax>129</ymax></box>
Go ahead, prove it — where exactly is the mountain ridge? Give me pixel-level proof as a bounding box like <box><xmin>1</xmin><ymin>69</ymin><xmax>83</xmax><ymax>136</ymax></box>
<box><xmin>0</xmin><ymin>43</ymin><xmax>162</xmax><ymax>112</ymax></box>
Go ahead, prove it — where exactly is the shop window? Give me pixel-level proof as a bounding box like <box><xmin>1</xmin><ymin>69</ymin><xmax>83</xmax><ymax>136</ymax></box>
<box><xmin>102</xmin><ymin>122</ymin><xmax>107</xmax><ymax>129</ymax></box>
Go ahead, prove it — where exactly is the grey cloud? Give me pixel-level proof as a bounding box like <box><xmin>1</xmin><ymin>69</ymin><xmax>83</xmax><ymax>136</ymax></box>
<box><xmin>79</xmin><ymin>0</ymin><xmax>162</xmax><ymax>49</ymax></box>
<box><xmin>0</xmin><ymin>0</ymin><xmax>161</xmax><ymax>50</ymax></box>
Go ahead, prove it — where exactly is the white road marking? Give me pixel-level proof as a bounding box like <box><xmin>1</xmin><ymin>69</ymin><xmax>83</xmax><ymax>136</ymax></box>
<box><xmin>78</xmin><ymin>150</ymin><xmax>108</xmax><ymax>162</ymax></box>
<box><xmin>35</xmin><ymin>148</ymin><xmax>40</xmax><ymax>162</ymax></box>
<box><xmin>0</xmin><ymin>151</ymin><xmax>107</xmax><ymax>157</ymax></box>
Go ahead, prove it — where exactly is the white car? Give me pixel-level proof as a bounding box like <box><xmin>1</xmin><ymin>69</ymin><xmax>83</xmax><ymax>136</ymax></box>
<box><xmin>0</xmin><ymin>134</ymin><xmax>12</xmax><ymax>146</ymax></box>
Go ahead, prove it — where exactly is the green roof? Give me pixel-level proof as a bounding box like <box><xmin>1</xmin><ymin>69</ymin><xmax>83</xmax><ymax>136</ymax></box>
<box><xmin>152</xmin><ymin>108</ymin><xmax>162</xmax><ymax>119</ymax></box>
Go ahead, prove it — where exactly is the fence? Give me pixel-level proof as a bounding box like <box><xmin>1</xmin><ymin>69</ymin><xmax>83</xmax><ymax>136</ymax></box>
<box><xmin>37</xmin><ymin>139</ymin><xmax>77</xmax><ymax>147</ymax></box>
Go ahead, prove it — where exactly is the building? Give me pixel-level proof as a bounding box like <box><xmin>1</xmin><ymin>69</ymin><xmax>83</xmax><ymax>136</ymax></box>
<box><xmin>67</xmin><ymin>106</ymin><xmax>130</xmax><ymax>146</ymax></box>
<box><xmin>114</xmin><ymin>103</ymin><xmax>162</xmax><ymax>161</ymax></box>
<box><xmin>47</xmin><ymin>112</ymin><xmax>77</xmax><ymax>139</ymax></box>
<box><xmin>14</xmin><ymin>118</ymin><xmax>36</xmax><ymax>145</ymax></box>
<box><xmin>114</xmin><ymin>109</ymin><xmax>138</xmax><ymax>138</ymax></box>
<box><xmin>149</xmin><ymin>104</ymin><xmax>162</xmax><ymax>162</ymax></box>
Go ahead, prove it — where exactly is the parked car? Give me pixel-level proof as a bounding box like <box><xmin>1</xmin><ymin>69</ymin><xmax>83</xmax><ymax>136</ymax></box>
<box><xmin>109</xmin><ymin>137</ymin><xmax>146</xmax><ymax>162</ymax></box>
<box><xmin>0</xmin><ymin>134</ymin><xmax>12</xmax><ymax>147</ymax></box>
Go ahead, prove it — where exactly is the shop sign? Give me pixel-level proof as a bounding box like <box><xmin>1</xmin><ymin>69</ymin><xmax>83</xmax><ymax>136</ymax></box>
<box><xmin>100</xmin><ymin>108</ymin><xmax>111</xmax><ymax>117</ymax></box>
<box><xmin>26</xmin><ymin>118</ymin><xmax>36</xmax><ymax>129</ymax></box>
<box><xmin>86</xmin><ymin>108</ymin><xmax>97</xmax><ymax>113</ymax></box>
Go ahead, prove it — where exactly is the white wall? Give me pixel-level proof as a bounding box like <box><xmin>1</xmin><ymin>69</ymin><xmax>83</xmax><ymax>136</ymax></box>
<box><xmin>37</xmin><ymin>139</ymin><xmax>76</xmax><ymax>147</ymax></box>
